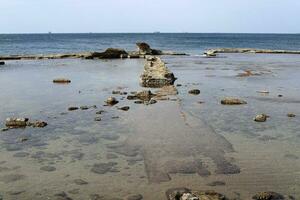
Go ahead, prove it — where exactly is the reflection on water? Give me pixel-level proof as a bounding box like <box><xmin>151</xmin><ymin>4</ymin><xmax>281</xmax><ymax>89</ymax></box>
<box><xmin>0</xmin><ymin>54</ymin><xmax>299</xmax><ymax>199</ymax></box>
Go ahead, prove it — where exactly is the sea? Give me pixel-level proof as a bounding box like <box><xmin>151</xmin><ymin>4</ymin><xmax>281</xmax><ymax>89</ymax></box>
<box><xmin>0</xmin><ymin>33</ymin><xmax>300</xmax><ymax>55</ymax></box>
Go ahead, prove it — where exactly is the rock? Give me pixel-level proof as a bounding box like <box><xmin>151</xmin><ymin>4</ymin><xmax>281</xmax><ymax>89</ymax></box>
<box><xmin>252</xmin><ymin>191</ymin><xmax>285</xmax><ymax>200</ymax></box>
<box><xmin>140</xmin><ymin>56</ymin><xmax>176</xmax><ymax>88</ymax></box>
<box><xmin>74</xmin><ymin>179</ymin><xmax>88</xmax><ymax>185</ymax></box>
<box><xmin>1</xmin><ymin>128</ymin><xmax>9</xmax><ymax>132</ymax></box>
<box><xmin>80</xmin><ymin>106</ymin><xmax>89</xmax><ymax>110</ymax></box>
<box><xmin>68</xmin><ymin>107</ymin><xmax>79</xmax><ymax>111</ymax></box>
<box><xmin>180</xmin><ymin>193</ymin><xmax>199</xmax><ymax>200</ymax></box>
<box><xmin>127</xmin><ymin>95</ymin><xmax>138</xmax><ymax>100</ymax></box>
<box><xmin>287</xmin><ymin>113</ymin><xmax>296</xmax><ymax>118</ymax></box>
<box><xmin>5</xmin><ymin>118</ymin><xmax>29</xmax><ymax>128</ymax></box>
<box><xmin>27</xmin><ymin>121</ymin><xmax>48</xmax><ymax>128</ymax></box>
<box><xmin>53</xmin><ymin>78</ymin><xmax>71</xmax><ymax>83</ymax></box>
<box><xmin>257</xmin><ymin>90</ymin><xmax>270</xmax><ymax>94</ymax></box>
<box><xmin>205</xmin><ymin>48</ymin><xmax>300</xmax><ymax>55</ymax></box>
<box><xmin>105</xmin><ymin>97</ymin><xmax>119</xmax><ymax>106</ymax></box>
<box><xmin>254</xmin><ymin>114</ymin><xmax>268</xmax><ymax>122</ymax></box>
<box><xmin>188</xmin><ymin>89</ymin><xmax>200</xmax><ymax>95</ymax></box>
<box><xmin>40</xmin><ymin>166</ymin><xmax>56</xmax><ymax>172</ymax></box>
<box><xmin>94</xmin><ymin>117</ymin><xmax>102</xmax><ymax>121</ymax></box>
<box><xmin>166</xmin><ymin>188</ymin><xmax>191</xmax><ymax>200</ymax></box>
<box><xmin>155</xmin><ymin>85</ymin><xmax>178</xmax><ymax>97</ymax></box>
<box><xmin>134</xmin><ymin>100</ymin><xmax>144</xmax><ymax>104</ymax></box>
<box><xmin>207</xmin><ymin>181</ymin><xmax>226</xmax><ymax>186</ymax></box>
<box><xmin>126</xmin><ymin>194</ymin><xmax>143</xmax><ymax>200</ymax></box>
<box><xmin>136</xmin><ymin>90</ymin><xmax>155</xmax><ymax>101</ymax></box>
<box><xmin>278</xmin><ymin>94</ymin><xmax>283</xmax><ymax>97</ymax></box>
<box><xmin>237</xmin><ymin>70</ymin><xmax>261</xmax><ymax>77</ymax></box>
<box><xmin>96</xmin><ymin>110</ymin><xmax>105</xmax><ymax>115</ymax></box>
<box><xmin>221</xmin><ymin>97</ymin><xmax>247</xmax><ymax>105</ymax></box>
<box><xmin>0</xmin><ymin>61</ymin><xmax>5</xmax><ymax>65</ymax></box>
<box><xmin>84</xmin><ymin>48</ymin><xmax>128</xmax><ymax>59</ymax></box>
<box><xmin>118</xmin><ymin>106</ymin><xmax>130</xmax><ymax>111</ymax></box>
<box><xmin>204</xmin><ymin>51</ymin><xmax>217</xmax><ymax>57</ymax></box>
<box><xmin>136</xmin><ymin>42</ymin><xmax>152</xmax><ymax>55</ymax></box>
<box><xmin>91</xmin><ymin>162</ymin><xmax>118</xmax><ymax>174</ymax></box>
<box><xmin>13</xmin><ymin>152</ymin><xmax>30</xmax><ymax>158</ymax></box>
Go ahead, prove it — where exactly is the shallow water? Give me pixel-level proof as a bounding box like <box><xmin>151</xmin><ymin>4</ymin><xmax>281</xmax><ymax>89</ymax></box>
<box><xmin>0</xmin><ymin>54</ymin><xmax>299</xmax><ymax>200</ymax></box>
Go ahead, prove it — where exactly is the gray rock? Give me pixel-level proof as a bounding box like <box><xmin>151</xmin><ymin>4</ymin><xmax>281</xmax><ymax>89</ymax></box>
<box><xmin>188</xmin><ymin>89</ymin><xmax>200</xmax><ymax>95</ymax></box>
<box><xmin>252</xmin><ymin>191</ymin><xmax>285</xmax><ymax>200</ymax></box>
<box><xmin>126</xmin><ymin>194</ymin><xmax>143</xmax><ymax>200</ymax></box>
<box><xmin>40</xmin><ymin>166</ymin><xmax>56</xmax><ymax>172</ymax></box>
<box><xmin>91</xmin><ymin>162</ymin><xmax>118</xmax><ymax>174</ymax></box>
<box><xmin>74</xmin><ymin>179</ymin><xmax>88</xmax><ymax>185</ymax></box>
<box><xmin>68</xmin><ymin>107</ymin><xmax>79</xmax><ymax>111</ymax></box>
<box><xmin>140</xmin><ymin>57</ymin><xmax>176</xmax><ymax>88</ymax></box>
<box><xmin>84</xmin><ymin>48</ymin><xmax>128</xmax><ymax>59</ymax></box>
<box><xmin>254</xmin><ymin>114</ymin><xmax>268</xmax><ymax>122</ymax></box>
<box><xmin>105</xmin><ymin>97</ymin><xmax>119</xmax><ymax>106</ymax></box>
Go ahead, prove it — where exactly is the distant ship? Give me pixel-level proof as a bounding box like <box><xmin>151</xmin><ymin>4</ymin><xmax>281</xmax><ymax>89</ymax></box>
<box><xmin>153</xmin><ymin>31</ymin><xmax>161</xmax><ymax>34</ymax></box>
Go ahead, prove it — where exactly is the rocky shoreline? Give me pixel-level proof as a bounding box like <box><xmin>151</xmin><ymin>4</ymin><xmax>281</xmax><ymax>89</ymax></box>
<box><xmin>206</xmin><ymin>48</ymin><xmax>300</xmax><ymax>55</ymax></box>
<box><xmin>0</xmin><ymin>42</ymin><xmax>186</xmax><ymax>61</ymax></box>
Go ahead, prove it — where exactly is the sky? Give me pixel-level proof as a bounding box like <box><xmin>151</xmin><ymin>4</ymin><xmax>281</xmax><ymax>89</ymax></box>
<box><xmin>0</xmin><ymin>0</ymin><xmax>300</xmax><ymax>34</ymax></box>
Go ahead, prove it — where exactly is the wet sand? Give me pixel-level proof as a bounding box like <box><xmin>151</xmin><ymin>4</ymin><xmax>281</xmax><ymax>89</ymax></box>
<box><xmin>0</xmin><ymin>54</ymin><xmax>299</xmax><ymax>199</ymax></box>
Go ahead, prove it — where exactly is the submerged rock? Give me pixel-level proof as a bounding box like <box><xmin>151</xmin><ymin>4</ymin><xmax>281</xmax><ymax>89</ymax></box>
<box><xmin>68</xmin><ymin>106</ymin><xmax>79</xmax><ymax>111</ymax></box>
<box><xmin>91</xmin><ymin>162</ymin><xmax>118</xmax><ymax>174</ymax></box>
<box><xmin>118</xmin><ymin>106</ymin><xmax>130</xmax><ymax>111</ymax></box>
<box><xmin>188</xmin><ymin>89</ymin><xmax>201</xmax><ymax>95</ymax></box>
<box><xmin>126</xmin><ymin>194</ymin><xmax>143</xmax><ymax>200</ymax></box>
<box><xmin>254</xmin><ymin>114</ymin><xmax>268</xmax><ymax>122</ymax></box>
<box><xmin>105</xmin><ymin>97</ymin><xmax>119</xmax><ymax>106</ymax></box>
<box><xmin>252</xmin><ymin>191</ymin><xmax>285</xmax><ymax>200</ymax></box>
<box><xmin>136</xmin><ymin>90</ymin><xmax>155</xmax><ymax>101</ymax></box>
<box><xmin>40</xmin><ymin>166</ymin><xmax>56</xmax><ymax>172</ymax></box>
<box><xmin>140</xmin><ymin>57</ymin><xmax>176</xmax><ymax>88</ymax></box>
<box><xmin>287</xmin><ymin>113</ymin><xmax>296</xmax><ymax>118</ymax></box>
<box><xmin>74</xmin><ymin>179</ymin><xmax>88</xmax><ymax>185</ymax></box>
<box><xmin>27</xmin><ymin>121</ymin><xmax>48</xmax><ymax>128</ymax></box>
<box><xmin>5</xmin><ymin>118</ymin><xmax>28</xmax><ymax>128</ymax></box>
<box><xmin>221</xmin><ymin>97</ymin><xmax>247</xmax><ymax>105</ymax></box>
<box><xmin>84</xmin><ymin>48</ymin><xmax>128</xmax><ymax>59</ymax></box>
<box><xmin>53</xmin><ymin>78</ymin><xmax>71</xmax><ymax>84</ymax></box>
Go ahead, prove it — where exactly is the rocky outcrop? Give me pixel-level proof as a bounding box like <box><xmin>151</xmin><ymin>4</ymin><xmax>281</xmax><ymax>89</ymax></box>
<box><xmin>206</xmin><ymin>48</ymin><xmax>300</xmax><ymax>55</ymax></box>
<box><xmin>140</xmin><ymin>56</ymin><xmax>176</xmax><ymax>88</ymax></box>
<box><xmin>84</xmin><ymin>48</ymin><xmax>128</xmax><ymax>59</ymax></box>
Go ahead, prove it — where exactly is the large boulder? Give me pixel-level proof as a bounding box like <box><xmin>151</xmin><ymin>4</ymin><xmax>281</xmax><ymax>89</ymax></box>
<box><xmin>136</xmin><ymin>42</ymin><xmax>162</xmax><ymax>55</ymax></box>
<box><xmin>140</xmin><ymin>56</ymin><xmax>176</xmax><ymax>88</ymax></box>
<box><xmin>84</xmin><ymin>48</ymin><xmax>128</xmax><ymax>59</ymax></box>
<box><xmin>0</xmin><ymin>61</ymin><xmax>5</xmax><ymax>65</ymax></box>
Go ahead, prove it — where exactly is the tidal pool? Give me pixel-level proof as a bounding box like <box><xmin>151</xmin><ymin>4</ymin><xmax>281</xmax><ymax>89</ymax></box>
<box><xmin>0</xmin><ymin>54</ymin><xmax>299</xmax><ymax>200</ymax></box>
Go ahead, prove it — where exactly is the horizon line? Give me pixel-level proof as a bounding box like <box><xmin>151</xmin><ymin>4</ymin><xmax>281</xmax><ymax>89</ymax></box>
<box><xmin>0</xmin><ymin>32</ymin><xmax>300</xmax><ymax>35</ymax></box>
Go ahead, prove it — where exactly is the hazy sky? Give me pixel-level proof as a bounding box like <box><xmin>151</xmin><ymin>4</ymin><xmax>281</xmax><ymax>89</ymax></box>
<box><xmin>1</xmin><ymin>0</ymin><xmax>300</xmax><ymax>33</ymax></box>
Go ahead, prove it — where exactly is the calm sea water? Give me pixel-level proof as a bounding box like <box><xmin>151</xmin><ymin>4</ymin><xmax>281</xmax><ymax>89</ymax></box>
<box><xmin>0</xmin><ymin>33</ymin><xmax>300</xmax><ymax>55</ymax></box>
